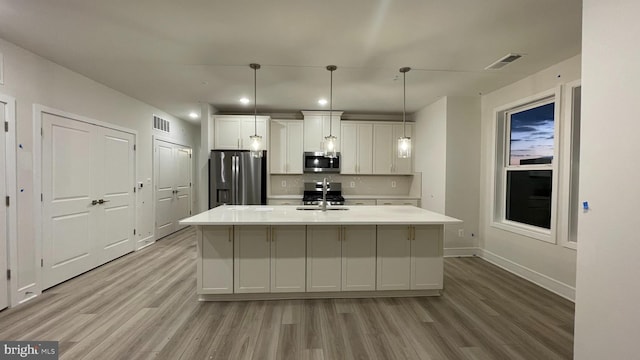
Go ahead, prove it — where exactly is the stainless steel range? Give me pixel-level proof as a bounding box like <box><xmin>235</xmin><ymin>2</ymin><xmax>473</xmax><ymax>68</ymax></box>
<box><xmin>302</xmin><ymin>181</ymin><xmax>345</xmax><ymax>206</ymax></box>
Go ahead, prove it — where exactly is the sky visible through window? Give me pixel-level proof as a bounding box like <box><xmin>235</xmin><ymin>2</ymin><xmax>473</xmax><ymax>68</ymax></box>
<box><xmin>509</xmin><ymin>103</ymin><xmax>555</xmax><ymax>165</ymax></box>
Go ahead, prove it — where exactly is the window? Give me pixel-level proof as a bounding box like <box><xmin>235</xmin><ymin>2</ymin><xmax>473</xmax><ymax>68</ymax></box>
<box><xmin>493</xmin><ymin>91</ymin><xmax>559</xmax><ymax>242</ymax></box>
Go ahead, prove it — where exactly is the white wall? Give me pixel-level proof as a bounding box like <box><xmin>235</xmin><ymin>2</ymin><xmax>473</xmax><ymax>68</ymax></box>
<box><xmin>414</xmin><ymin>98</ymin><xmax>447</xmax><ymax>213</ymax></box>
<box><xmin>445</xmin><ymin>96</ymin><xmax>481</xmax><ymax>250</ymax></box>
<box><xmin>0</xmin><ymin>37</ymin><xmax>199</xmax><ymax>303</ymax></box>
<box><xmin>479</xmin><ymin>55</ymin><xmax>581</xmax><ymax>300</ymax></box>
<box><xmin>414</xmin><ymin>96</ymin><xmax>481</xmax><ymax>253</ymax></box>
<box><xmin>574</xmin><ymin>1</ymin><xmax>640</xmax><ymax>358</ymax></box>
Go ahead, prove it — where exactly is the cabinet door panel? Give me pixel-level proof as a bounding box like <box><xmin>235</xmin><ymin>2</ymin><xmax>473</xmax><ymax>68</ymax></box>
<box><xmin>287</xmin><ymin>122</ymin><xmax>304</xmax><ymax>173</ymax></box>
<box><xmin>215</xmin><ymin>117</ymin><xmax>241</xmax><ymax>149</ymax></box>
<box><xmin>376</xmin><ymin>225</ymin><xmax>411</xmax><ymax>290</ymax></box>
<box><xmin>270</xmin><ymin>120</ymin><xmax>287</xmax><ymax>173</ymax></box>
<box><xmin>234</xmin><ymin>226</ymin><xmax>270</xmax><ymax>293</ymax></box>
<box><xmin>340</xmin><ymin>123</ymin><xmax>358</xmax><ymax>174</ymax></box>
<box><xmin>306</xmin><ymin>226</ymin><xmax>341</xmax><ymax>292</ymax></box>
<box><xmin>342</xmin><ymin>226</ymin><xmax>376</xmax><ymax>291</ymax></box>
<box><xmin>303</xmin><ymin>115</ymin><xmax>323</xmax><ymax>152</ymax></box>
<box><xmin>200</xmin><ymin>227</ymin><xmax>233</xmax><ymax>294</ymax></box>
<box><xmin>411</xmin><ymin>225</ymin><xmax>443</xmax><ymax>290</ymax></box>
<box><xmin>357</xmin><ymin>124</ymin><xmax>374</xmax><ymax>174</ymax></box>
<box><xmin>373</xmin><ymin>124</ymin><xmax>394</xmax><ymax>174</ymax></box>
<box><xmin>271</xmin><ymin>226</ymin><xmax>306</xmax><ymax>292</ymax></box>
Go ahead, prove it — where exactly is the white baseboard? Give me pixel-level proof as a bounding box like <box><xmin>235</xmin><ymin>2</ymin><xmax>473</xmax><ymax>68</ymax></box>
<box><xmin>478</xmin><ymin>249</ymin><xmax>575</xmax><ymax>302</ymax></box>
<box><xmin>444</xmin><ymin>247</ymin><xmax>480</xmax><ymax>257</ymax></box>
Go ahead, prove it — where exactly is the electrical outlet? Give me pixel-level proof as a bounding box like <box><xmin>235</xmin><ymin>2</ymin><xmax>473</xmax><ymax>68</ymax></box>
<box><xmin>458</xmin><ymin>229</ymin><xmax>464</xmax><ymax>237</ymax></box>
<box><xmin>350</xmin><ymin>181</ymin><xmax>355</xmax><ymax>188</ymax></box>
<box><xmin>281</xmin><ymin>180</ymin><xmax>287</xmax><ymax>188</ymax></box>
<box><xmin>391</xmin><ymin>181</ymin><xmax>396</xmax><ymax>188</ymax></box>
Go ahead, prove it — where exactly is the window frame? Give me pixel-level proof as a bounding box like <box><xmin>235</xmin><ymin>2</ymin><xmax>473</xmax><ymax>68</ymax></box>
<box><xmin>491</xmin><ymin>87</ymin><xmax>561</xmax><ymax>244</ymax></box>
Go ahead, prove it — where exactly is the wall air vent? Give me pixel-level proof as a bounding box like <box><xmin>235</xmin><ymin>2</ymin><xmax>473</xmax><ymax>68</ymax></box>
<box><xmin>153</xmin><ymin>115</ymin><xmax>170</xmax><ymax>133</ymax></box>
<box><xmin>485</xmin><ymin>53</ymin><xmax>523</xmax><ymax>70</ymax></box>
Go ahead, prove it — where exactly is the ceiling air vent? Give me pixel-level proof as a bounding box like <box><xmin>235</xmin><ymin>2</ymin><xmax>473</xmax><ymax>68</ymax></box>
<box><xmin>485</xmin><ymin>53</ymin><xmax>523</xmax><ymax>70</ymax></box>
<box><xmin>153</xmin><ymin>115</ymin><xmax>170</xmax><ymax>133</ymax></box>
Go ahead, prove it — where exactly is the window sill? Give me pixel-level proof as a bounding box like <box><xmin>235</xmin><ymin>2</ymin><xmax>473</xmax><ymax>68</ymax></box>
<box><xmin>491</xmin><ymin>220</ymin><xmax>555</xmax><ymax>244</ymax></box>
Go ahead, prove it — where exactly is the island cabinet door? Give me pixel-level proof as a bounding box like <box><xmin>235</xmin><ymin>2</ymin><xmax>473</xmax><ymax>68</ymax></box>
<box><xmin>411</xmin><ymin>225</ymin><xmax>444</xmax><ymax>290</ymax></box>
<box><xmin>341</xmin><ymin>226</ymin><xmax>376</xmax><ymax>291</ymax></box>
<box><xmin>376</xmin><ymin>225</ymin><xmax>411</xmax><ymax>290</ymax></box>
<box><xmin>199</xmin><ymin>226</ymin><xmax>234</xmax><ymax>294</ymax></box>
<box><xmin>234</xmin><ymin>226</ymin><xmax>271</xmax><ymax>293</ymax></box>
<box><xmin>306</xmin><ymin>226</ymin><xmax>342</xmax><ymax>292</ymax></box>
<box><xmin>270</xmin><ymin>226</ymin><xmax>306</xmax><ymax>293</ymax></box>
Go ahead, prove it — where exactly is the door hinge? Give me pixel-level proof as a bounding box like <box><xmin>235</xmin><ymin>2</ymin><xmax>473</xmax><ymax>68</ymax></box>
<box><xmin>133</xmin><ymin>229</ymin><xmax>136</xmax><ymax>235</ymax></box>
<box><xmin>6</xmin><ymin>269</ymin><xmax>10</xmax><ymax>280</ymax></box>
<box><xmin>190</xmin><ymin>210</ymin><xmax>192</xmax><ymax>215</ymax></box>
<box><xmin>133</xmin><ymin>187</ymin><xmax>136</xmax><ymax>193</ymax></box>
<box><xmin>41</xmin><ymin>193</ymin><xmax>43</xmax><ymax>202</ymax></box>
<box><xmin>5</xmin><ymin>196</ymin><xmax>8</xmax><ymax>207</ymax></box>
<box><xmin>4</xmin><ymin>121</ymin><xmax>8</xmax><ymax>132</ymax></box>
<box><xmin>189</xmin><ymin>154</ymin><xmax>192</xmax><ymax>158</ymax></box>
<box><xmin>133</xmin><ymin>144</ymin><xmax>136</xmax><ymax>151</ymax></box>
<box><xmin>190</xmin><ymin>182</ymin><xmax>192</xmax><ymax>187</ymax></box>
<box><xmin>41</xmin><ymin>128</ymin><xmax>43</xmax><ymax>137</ymax></box>
<box><xmin>41</xmin><ymin>259</ymin><xmax>43</xmax><ymax>267</ymax></box>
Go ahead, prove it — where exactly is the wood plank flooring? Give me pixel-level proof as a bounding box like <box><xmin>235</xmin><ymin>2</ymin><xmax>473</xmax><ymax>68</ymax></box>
<box><xmin>0</xmin><ymin>228</ymin><xmax>574</xmax><ymax>359</ymax></box>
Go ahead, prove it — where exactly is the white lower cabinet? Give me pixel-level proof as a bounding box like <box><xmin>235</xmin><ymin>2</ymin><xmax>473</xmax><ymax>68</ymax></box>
<box><xmin>234</xmin><ymin>225</ymin><xmax>306</xmax><ymax>293</ymax></box>
<box><xmin>306</xmin><ymin>225</ymin><xmax>376</xmax><ymax>292</ymax></box>
<box><xmin>341</xmin><ymin>226</ymin><xmax>377</xmax><ymax>291</ymax></box>
<box><xmin>377</xmin><ymin>225</ymin><xmax>443</xmax><ymax>290</ymax></box>
<box><xmin>270</xmin><ymin>226</ymin><xmax>306</xmax><ymax>293</ymax></box>
<box><xmin>199</xmin><ymin>226</ymin><xmax>234</xmax><ymax>294</ymax></box>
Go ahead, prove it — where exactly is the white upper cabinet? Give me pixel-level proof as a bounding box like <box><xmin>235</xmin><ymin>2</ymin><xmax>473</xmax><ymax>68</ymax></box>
<box><xmin>214</xmin><ymin>115</ymin><xmax>269</xmax><ymax>150</ymax></box>
<box><xmin>270</xmin><ymin>119</ymin><xmax>303</xmax><ymax>174</ymax></box>
<box><xmin>373</xmin><ymin>122</ymin><xmax>414</xmax><ymax>175</ymax></box>
<box><xmin>302</xmin><ymin>111</ymin><xmax>342</xmax><ymax>152</ymax></box>
<box><xmin>340</xmin><ymin>122</ymin><xmax>373</xmax><ymax>174</ymax></box>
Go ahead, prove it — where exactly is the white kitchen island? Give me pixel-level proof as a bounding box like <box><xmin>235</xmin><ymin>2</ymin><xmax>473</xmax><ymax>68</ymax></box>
<box><xmin>180</xmin><ymin>205</ymin><xmax>461</xmax><ymax>301</ymax></box>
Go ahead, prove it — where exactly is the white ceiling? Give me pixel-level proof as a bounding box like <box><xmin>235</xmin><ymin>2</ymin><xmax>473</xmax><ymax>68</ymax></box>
<box><xmin>0</xmin><ymin>0</ymin><xmax>582</xmax><ymax>123</ymax></box>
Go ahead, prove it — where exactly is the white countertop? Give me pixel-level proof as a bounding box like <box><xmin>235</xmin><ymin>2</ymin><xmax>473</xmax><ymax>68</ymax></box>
<box><xmin>267</xmin><ymin>195</ymin><xmax>420</xmax><ymax>200</ymax></box>
<box><xmin>180</xmin><ymin>205</ymin><xmax>461</xmax><ymax>226</ymax></box>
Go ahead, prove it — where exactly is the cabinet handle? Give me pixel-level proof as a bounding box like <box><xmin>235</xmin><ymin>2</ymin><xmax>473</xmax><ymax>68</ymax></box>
<box><xmin>228</xmin><ymin>227</ymin><xmax>232</xmax><ymax>242</ymax></box>
<box><xmin>411</xmin><ymin>226</ymin><xmax>416</xmax><ymax>241</ymax></box>
<box><xmin>342</xmin><ymin>227</ymin><xmax>346</xmax><ymax>242</ymax></box>
<box><xmin>271</xmin><ymin>228</ymin><xmax>275</xmax><ymax>242</ymax></box>
<box><xmin>407</xmin><ymin>226</ymin><xmax>411</xmax><ymax>241</ymax></box>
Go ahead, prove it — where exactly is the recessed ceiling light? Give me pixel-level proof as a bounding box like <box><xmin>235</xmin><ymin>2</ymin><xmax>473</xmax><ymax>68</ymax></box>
<box><xmin>189</xmin><ymin>112</ymin><xmax>199</xmax><ymax>119</ymax></box>
<box><xmin>318</xmin><ymin>99</ymin><xmax>328</xmax><ymax>106</ymax></box>
<box><xmin>240</xmin><ymin>97</ymin><xmax>250</xmax><ymax>105</ymax></box>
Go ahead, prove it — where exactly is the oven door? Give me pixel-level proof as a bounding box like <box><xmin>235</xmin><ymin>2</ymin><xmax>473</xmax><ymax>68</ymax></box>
<box><xmin>303</xmin><ymin>152</ymin><xmax>340</xmax><ymax>173</ymax></box>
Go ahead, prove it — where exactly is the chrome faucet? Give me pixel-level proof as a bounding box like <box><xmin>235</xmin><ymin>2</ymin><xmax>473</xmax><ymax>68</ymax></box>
<box><xmin>321</xmin><ymin>177</ymin><xmax>328</xmax><ymax>211</ymax></box>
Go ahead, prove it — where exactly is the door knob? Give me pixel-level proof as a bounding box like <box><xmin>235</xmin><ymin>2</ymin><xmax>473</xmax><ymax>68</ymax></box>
<box><xmin>91</xmin><ymin>200</ymin><xmax>98</xmax><ymax>206</ymax></box>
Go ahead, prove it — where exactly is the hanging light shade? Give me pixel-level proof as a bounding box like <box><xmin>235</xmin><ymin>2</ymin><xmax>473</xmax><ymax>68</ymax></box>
<box><xmin>249</xmin><ymin>63</ymin><xmax>263</xmax><ymax>158</ymax></box>
<box><xmin>324</xmin><ymin>65</ymin><xmax>338</xmax><ymax>158</ymax></box>
<box><xmin>398</xmin><ymin>67</ymin><xmax>411</xmax><ymax>158</ymax></box>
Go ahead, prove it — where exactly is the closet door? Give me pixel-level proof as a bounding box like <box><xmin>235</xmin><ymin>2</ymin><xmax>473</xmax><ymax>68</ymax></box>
<box><xmin>155</xmin><ymin>139</ymin><xmax>192</xmax><ymax>239</ymax></box>
<box><xmin>42</xmin><ymin>114</ymin><xmax>99</xmax><ymax>289</ymax></box>
<box><xmin>155</xmin><ymin>140</ymin><xmax>176</xmax><ymax>239</ymax></box>
<box><xmin>0</xmin><ymin>99</ymin><xmax>8</xmax><ymax>310</ymax></box>
<box><xmin>95</xmin><ymin>127</ymin><xmax>135</xmax><ymax>263</ymax></box>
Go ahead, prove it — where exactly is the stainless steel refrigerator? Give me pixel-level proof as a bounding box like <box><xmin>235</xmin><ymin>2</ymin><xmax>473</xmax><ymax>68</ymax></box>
<box><xmin>209</xmin><ymin>150</ymin><xmax>267</xmax><ymax>208</ymax></box>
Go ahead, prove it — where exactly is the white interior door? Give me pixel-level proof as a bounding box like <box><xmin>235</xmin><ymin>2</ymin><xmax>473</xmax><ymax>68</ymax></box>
<box><xmin>0</xmin><ymin>100</ymin><xmax>8</xmax><ymax>310</ymax></box>
<box><xmin>42</xmin><ymin>113</ymin><xmax>98</xmax><ymax>289</ymax></box>
<box><xmin>96</xmin><ymin>127</ymin><xmax>135</xmax><ymax>263</ymax></box>
<box><xmin>155</xmin><ymin>140</ymin><xmax>175</xmax><ymax>239</ymax></box>
<box><xmin>174</xmin><ymin>146</ymin><xmax>192</xmax><ymax>230</ymax></box>
<box><xmin>155</xmin><ymin>139</ymin><xmax>192</xmax><ymax>239</ymax></box>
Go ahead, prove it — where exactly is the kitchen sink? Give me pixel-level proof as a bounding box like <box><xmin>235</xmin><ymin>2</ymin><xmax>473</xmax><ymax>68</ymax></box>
<box><xmin>296</xmin><ymin>206</ymin><xmax>349</xmax><ymax>211</ymax></box>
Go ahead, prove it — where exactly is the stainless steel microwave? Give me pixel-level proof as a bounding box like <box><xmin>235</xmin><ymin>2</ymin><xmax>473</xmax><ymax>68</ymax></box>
<box><xmin>303</xmin><ymin>152</ymin><xmax>340</xmax><ymax>173</ymax></box>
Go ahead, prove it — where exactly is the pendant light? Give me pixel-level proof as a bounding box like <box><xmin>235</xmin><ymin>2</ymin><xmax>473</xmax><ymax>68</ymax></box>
<box><xmin>398</xmin><ymin>67</ymin><xmax>411</xmax><ymax>158</ymax></box>
<box><xmin>323</xmin><ymin>65</ymin><xmax>338</xmax><ymax>158</ymax></box>
<box><xmin>249</xmin><ymin>63</ymin><xmax>263</xmax><ymax>158</ymax></box>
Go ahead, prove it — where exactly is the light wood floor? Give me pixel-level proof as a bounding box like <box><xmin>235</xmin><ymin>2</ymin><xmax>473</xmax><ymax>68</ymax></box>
<box><xmin>0</xmin><ymin>227</ymin><xmax>574</xmax><ymax>359</ymax></box>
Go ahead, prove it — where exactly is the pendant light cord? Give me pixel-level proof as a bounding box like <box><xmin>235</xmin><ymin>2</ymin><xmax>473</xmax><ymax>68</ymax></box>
<box><xmin>399</xmin><ymin>67</ymin><xmax>411</xmax><ymax>138</ymax></box>
<box><xmin>329</xmin><ymin>67</ymin><xmax>333</xmax><ymax>136</ymax></box>
<box><xmin>254</xmin><ymin>66</ymin><xmax>257</xmax><ymax>136</ymax></box>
